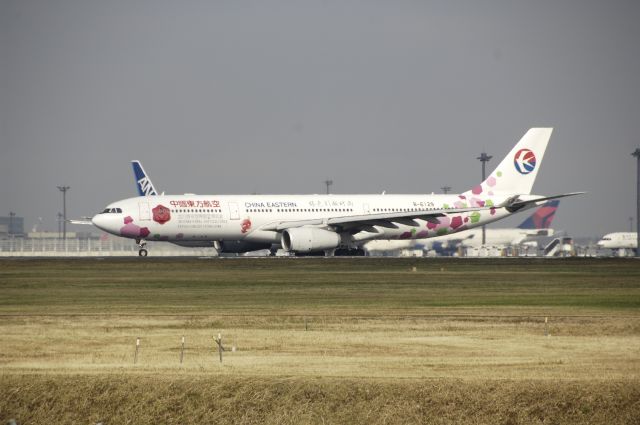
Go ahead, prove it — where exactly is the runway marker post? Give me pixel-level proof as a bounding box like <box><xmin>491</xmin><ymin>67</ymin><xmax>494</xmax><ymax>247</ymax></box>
<box><xmin>180</xmin><ymin>335</ymin><xmax>185</xmax><ymax>364</ymax></box>
<box><xmin>544</xmin><ymin>317</ymin><xmax>549</xmax><ymax>337</ymax></box>
<box><xmin>214</xmin><ymin>333</ymin><xmax>225</xmax><ymax>363</ymax></box>
<box><xmin>134</xmin><ymin>337</ymin><xmax>140</xmax><ymax>364</ymax></box>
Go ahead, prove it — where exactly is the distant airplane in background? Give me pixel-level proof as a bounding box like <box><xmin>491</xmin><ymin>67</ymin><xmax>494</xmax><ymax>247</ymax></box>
<box><xmin>88</xmin><ymin>128</ymin><xmax>582</xmax><ymax>256</ymax></box>
<box><xmin>597</xmin><ymin>232</ymin><xmax>638</xmax><ymax>254</ymax></box>
<box><xmin>364</xmin><ymin>200</ymin><xmax>560</xmax><ymax>255</ymax></box>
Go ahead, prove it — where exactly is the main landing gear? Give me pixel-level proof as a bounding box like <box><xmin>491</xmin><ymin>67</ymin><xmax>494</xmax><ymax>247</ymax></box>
<box><xmin>136</xmin><ymin>239</ymin><xmax>148</xmax><ymax>257</ymax></box>
<box><xmin>334</xmin><ymin>247</ymin><xmax>366</xmax><ymax>256</ymax></box>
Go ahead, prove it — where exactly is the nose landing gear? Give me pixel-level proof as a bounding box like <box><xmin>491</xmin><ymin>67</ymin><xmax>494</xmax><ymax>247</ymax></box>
<box><xmin>136</xmin><ymin>239</ymin><xmax>148</xmax><ymax>257</ymax></box>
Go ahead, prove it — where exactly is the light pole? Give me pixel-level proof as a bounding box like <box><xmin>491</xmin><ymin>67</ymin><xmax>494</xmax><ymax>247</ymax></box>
<box><xmin>8</xmin><ymin>211</ymin><xmax>15</xmax><ymax>251</ymax></box>
<box><xmin>477</xmin><ymin>152</ymin><xmax>492</xmax><ymax>245</ymax></box>
<box><xmin>57</xmin><ymin>212</ymin><xmax>63</xmax><ymax>239</ymax></box>
<box><xmin>441</xmin><ymin>186</ymin><xmax>451</xmax><ymax>194</ymax></box>
<box><xmin>57</xmin><ymin>186</ymin><xmax>70</xmax><ymax>241</ymax></box>
<box><xmin>324</xmin><ymin>179</ymin><xmax>333</xmax><ymax>195</ymax></box>
<box><xmin>632</xmin><ymin>148</ymin><xmax>640</xmax><ymax>257</ymax></box>
<box><xmin>8</xmin><ymin>211</ymin><xmax>15</xmax><ymax>236</ymax></box>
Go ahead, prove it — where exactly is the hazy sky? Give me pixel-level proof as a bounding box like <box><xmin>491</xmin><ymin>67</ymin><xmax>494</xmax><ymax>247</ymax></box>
<box><xmin>1</xmin><ymin>0</ymin><xmax>639</xmax><ymax>238</ymax></box>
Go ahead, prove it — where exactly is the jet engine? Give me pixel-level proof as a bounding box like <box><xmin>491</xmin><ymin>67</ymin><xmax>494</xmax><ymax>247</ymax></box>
<box><xmin>281</xmin><ymin>227</ymin><xmax>341</xmax><ymax>253</ymax></box>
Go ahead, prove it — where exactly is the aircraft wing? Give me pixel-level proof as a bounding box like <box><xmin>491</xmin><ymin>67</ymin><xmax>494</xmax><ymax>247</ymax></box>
<box><xmin>259</xmin><ymin>206</ymin><xmax>488</xmax><ymax>233</ymax></box>
<box><xmin>68</xmin><ymin>217</ymin><xmax>93</xmax><ymax>225</ymax></box>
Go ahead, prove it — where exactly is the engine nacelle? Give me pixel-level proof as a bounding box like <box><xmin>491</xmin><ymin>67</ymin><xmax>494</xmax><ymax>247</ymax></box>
<box><xmin>281</xmin><ymin>227</ymin><xmax>341</xmax><ymax>253</ymax></box>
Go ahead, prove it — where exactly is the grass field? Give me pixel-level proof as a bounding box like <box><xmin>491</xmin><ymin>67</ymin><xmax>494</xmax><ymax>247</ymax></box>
<box><xmin>1</xmin><ymin>257</ymin><xmax>639</xmax><ymax>424</ymax></box>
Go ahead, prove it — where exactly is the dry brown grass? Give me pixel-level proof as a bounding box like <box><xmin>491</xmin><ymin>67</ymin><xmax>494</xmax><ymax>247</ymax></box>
<box><xmin>1</xmin><ymin>258</ymin><xmax>639</xmax><ymax>423</ymax></box>
<box><xmin>1</xmin><ymin>314</ymin><xmax>639</xmax><ymax>380</ymax></box>
<box><xmin>1</xmin><ymin>374</ymin><xmax>639</xmax><ymax>425</ymax></box>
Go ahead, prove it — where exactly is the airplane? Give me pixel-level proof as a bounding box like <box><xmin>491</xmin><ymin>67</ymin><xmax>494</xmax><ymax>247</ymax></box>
<box><xmin>90</xmin><ymin>128</ymin><xmax>583</xmax><ymax>256</ymax></box>
<box><xmin>597</xmin><ymin>232</ymin><xmax>638</xmax><ymax>254</ymax></box>
<box><xmin>363</xmin><ymin>200</ymin><xmax>560</xmax><ymax>255</ymax></box>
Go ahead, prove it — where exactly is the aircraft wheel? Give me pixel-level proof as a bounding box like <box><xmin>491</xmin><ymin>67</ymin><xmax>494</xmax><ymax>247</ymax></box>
<box><xmin>138</xmin><ymin>248</ymin><xmax>148</xmax><ymax>257</ymax></box>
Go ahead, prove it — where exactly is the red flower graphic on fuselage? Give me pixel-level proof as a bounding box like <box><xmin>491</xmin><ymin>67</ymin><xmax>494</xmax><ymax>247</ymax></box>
<box><xmin>120</xmin><ymin>216</ymin><xmax>150</xmax><ymax>238</ymax></box>
<box><xmin>152</xmin><ymin>204</ymin><xmax>171</xmax><ymax>225</ymax></box>
<box><xmin>241</xmin><ymin>218</ymin><xmax>252</xmax><ymax>234</ymax></box>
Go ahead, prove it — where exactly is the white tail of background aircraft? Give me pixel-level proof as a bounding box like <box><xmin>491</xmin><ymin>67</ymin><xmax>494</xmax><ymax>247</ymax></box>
<box><xmin>89</xmin><ymin>128</ymin><xmax>583</xmax><ymax>256</ymax></box>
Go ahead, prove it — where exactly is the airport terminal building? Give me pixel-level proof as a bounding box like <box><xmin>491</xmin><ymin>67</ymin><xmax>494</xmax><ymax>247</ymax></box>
<box><xmin>0</xmin><ymin>215</ymin><xmax>24</xmax><ymax>238</ymax></box>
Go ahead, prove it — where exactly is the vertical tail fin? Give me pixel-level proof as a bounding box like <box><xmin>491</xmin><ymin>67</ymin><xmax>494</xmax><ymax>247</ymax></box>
<box><xmin>463</xmin><ymin>128</ymin><xmax>553</xmax><ymax>198</ymax></box>
<box><xmin>517</xmin><ymin>200</ymin><xmax>560</xmax><ymax>229</ymax></box>
<box><xmin>131</xmin><ymin>160</ymin><xmax>158</xmax><ymax>196</ymax></box>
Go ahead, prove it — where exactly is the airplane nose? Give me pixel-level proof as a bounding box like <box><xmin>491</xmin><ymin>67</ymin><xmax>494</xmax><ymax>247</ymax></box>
<box><xmin>92</xmin><ymin>214</ymin><xmax>110</xmax><ymax>232</ymax></box>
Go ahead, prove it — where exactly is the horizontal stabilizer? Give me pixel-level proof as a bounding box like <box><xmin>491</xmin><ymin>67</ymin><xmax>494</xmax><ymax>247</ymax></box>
<box><xmin>503</xmin><ymin>192</ymin><xmax>584</xmax><ymax>213</ymax></box>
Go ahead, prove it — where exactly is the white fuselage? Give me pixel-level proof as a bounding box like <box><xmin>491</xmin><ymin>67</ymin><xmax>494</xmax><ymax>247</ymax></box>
<box><xmin>92</xmin><ymin>193</ymin><xmax>523</xmax><ymax>249</ymax></box>
<box><xmin>597</xmin><ymin>232</ymin><xmax>638</xmax><ymax>249</ymax></box>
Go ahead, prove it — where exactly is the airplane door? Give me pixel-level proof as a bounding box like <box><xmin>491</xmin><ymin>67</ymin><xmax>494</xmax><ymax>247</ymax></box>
<box><xmin>363</xmin><ymin>203</ymin><xmax>370</xmax><ymax>214</ymax></box>
<box><xmin>139</xmin><ymin>201</ymin><xmax>151</xmax><ymax>220</ymax></box>
<box><xmin>229</xmin><ymin>202</ymin><xmax>240</xmax><ymax>220</ymax></box>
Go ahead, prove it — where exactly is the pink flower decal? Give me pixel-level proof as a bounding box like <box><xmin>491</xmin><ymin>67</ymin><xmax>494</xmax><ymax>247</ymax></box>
<box><xmin>469</xmin><ymin>198</ymin><xmax>485</xmax><ymax>207</ymax></box>
<box><xmin>241</xmin><ymin>218</ymin><xmax>252</xmax><ymax>234</ymax></box>
<box><xmin>120</xmin><ymin>215</ymin><xmax>150</xmax><ymax>238</ymax></box>
<box><xmin>152</xmin><ymin>204</ymin><xmax>171</xmax><ymax>225</ymax></box>
<box><xmin>450</xmin><ymin>216</ymin><xmax>463</xmax><ymax>230</ymax></box>
<box><xmin>438</xmin><ymin>216</ymin><xmax>451</xmax><ymax>228</ymax></box>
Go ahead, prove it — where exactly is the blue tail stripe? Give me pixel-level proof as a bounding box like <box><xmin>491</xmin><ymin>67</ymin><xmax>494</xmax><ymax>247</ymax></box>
<box><xmin>132</xmin><ymin>161</ymin><xmax>157</xmax><ymax>196</ymax></box>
